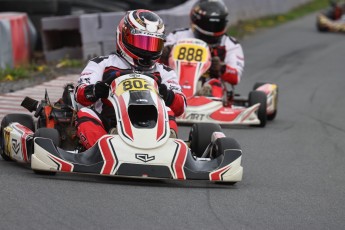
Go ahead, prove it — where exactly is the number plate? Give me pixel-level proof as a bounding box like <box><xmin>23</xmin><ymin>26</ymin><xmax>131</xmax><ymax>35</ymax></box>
<box><xmin>173</xmin><ymin>43</ymin><xmax>208</xmax><ymax>63</ymax></box>
<box><xmin>115</xmin><ymin>78</ymin><xmax>153</xmax><ymax>96</ymax></box>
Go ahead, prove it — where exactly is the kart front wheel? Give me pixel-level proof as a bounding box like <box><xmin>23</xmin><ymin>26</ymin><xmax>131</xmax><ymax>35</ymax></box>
<box><xmin>33</xmin><ymin>128</ymin><xmax>60</xmax><ymax>175</ymax></box>
<box><xmin>34</xmin><ymin>128</ymin><xmax>61</xmax><ymax>147</ymax></box>
<box><xmin>212</xmin><ymin>137</ymin><xmax>241</xmax><ymax>159</ymax></box>
<box><xmin>189</xmin><ymin>123</ymin><xmax>222</xmax><ymax>157</ymax></box>
<box><xmin>253</xmin><ymin>82</ymin><xmax>278</xmax><ymax>121</ymax></box>
<box><xmin>212</xmin><ymin>137</ymin><xmax>241</xmax><ymax>185</ymax></box>
<box><xmin>249</xmin><ymin>91</ymin><xmax>267</xmax><ymax>127</ymax></box>
<box><xmin>0</xmin><ymin>114</ymin><xmax>35</xmax><ymax>161</ymax></box>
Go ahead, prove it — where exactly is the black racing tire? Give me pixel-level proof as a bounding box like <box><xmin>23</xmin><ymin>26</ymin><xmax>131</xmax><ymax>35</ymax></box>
<box><xmin>189</xmin><ymin>123</ymin><xmax>222</xmax><ymax>157</ymax></box>
<box><xmin>316</xmin><ymin>21</ymin><xmax>329</xmax><ymax>32</ymax></box>
<box><xmin>249</xmin><ymin>91</ymin><xmax>267</xmax><ymax>127</ymax></box>
<box><xmin>253</xmin><ymin>82</ymin><xmax>267</xmax><ymax>91</ymax></box>
<box><xmin>34</xmin><ymin>128</ymin><xmax>60</xmax><ymax>147</ymax></box>
<box><xmin>213</xmin><ymin>137</ymin><xmax>241</xmax><ymax>185</ymax></box>
<box><xmin>0</xmin><ymin>114</ymin><xmax>35</xmax><ymax>161</ymax></box>
<box><xmin>213</xmin><ymin>137</ymin><xmax>241</xmax><ymax>159</ymax></box>
<box><xmin>253</xmin><ymin>82</ymin><xmax>278</xmax><ymax>121</ymax></box>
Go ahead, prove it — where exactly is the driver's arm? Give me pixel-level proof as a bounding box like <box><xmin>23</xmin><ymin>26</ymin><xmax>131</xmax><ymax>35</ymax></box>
<box><xmin>75</xmin><ymin>58</ymin><xmax>105</xmax><ymax>106</ymax></box>
<box><xmin>160</xmin><ymin>66</ymin><xmax>186</xmax><ymax>117</ymax></box>
<box><xmin>221</xmin><ymin>37</ymin><xmax>245</xmax><ymax>86</ymax></box>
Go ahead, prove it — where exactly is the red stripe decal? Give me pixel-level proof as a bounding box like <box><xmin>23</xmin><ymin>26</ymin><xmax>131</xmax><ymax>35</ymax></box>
<box><xmin>21</xmin><ymin>133</ymin><xmax>28</xmax><ymax>162</ymax></box>
<box><xmin>118</xmin><ymin>96</ymin><xmax>133</xmax><ymax>140</ymax></box>
<box><xmin>99</xmin><ymin>136</ymin><xmax>116</xmax><ymax>175</ymax></box>
<box><xmin>156</xmin><ymin>99</ymin><xmax>165</xmax><ymax>140</ymax></box>
<box><xmin>241</xmin><ymin>106</ymin><xmax>258</xmax><ymax>122</ymax></box>
<box><xmin>49</xmin><ymin>154</ymin><xmax>73</xmax><ymax>172</ymax></box>
<box><xmin>173</xmin><ymin>140</ymin><xmax>188</xmax><ymax>180</ymax></box>
<box><xmin>210</xmin><ymin>165</ymin><xmax>231</xmax><ymax>181</ymax></box>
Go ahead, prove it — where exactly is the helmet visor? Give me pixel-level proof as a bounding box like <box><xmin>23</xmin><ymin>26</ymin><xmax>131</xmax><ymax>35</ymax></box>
<box><xmin>125</xmin><ymin>30</ymin><xmax>165</xmax><ymax>53</ymax></box>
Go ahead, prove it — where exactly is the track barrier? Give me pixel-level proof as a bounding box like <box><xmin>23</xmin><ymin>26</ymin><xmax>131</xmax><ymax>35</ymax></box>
<box><xmin>0</xmin><ymin>12</ymin><xmax>36</xmax><ymax>68</ymax></box>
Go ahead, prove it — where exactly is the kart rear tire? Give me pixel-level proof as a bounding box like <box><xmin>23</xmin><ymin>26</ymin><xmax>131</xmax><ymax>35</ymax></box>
<box><xmin>0</xmin><ymin>114</ymin><xmax>35</xmax><ymax>161</ymax></box>
<box><xmin>189</xmin><ymin>123</ymin><xmax>222</xmax><ymax>157</ymax></box>
<box><xmin>249</xmin><ymin>91</ymin><xmax>267</xmax><ymax>127</ymax></box>
<box><xmin>253</xmin><ymin>82</ymin><xmax>278</xmax><ymax>121</ymax></box>
<box><xmin>34</xmin><ymin>128</ymin><xmax>61</xmax><ymax>147</ymax></box>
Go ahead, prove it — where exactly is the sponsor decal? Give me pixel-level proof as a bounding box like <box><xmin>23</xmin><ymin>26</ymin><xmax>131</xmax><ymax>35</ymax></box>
<box><xmin>185</xmin><ymin>113</ymin><xmax>206</xmax><ymax>121</ymax></box>
<box><xmin>220</xmin><ymin>108</ymin><xmax>235</xmax><ymax>115</ymax></box>
<box><xmin>136</xmin><ymin>99</ymin><xmax>148</xmax><ymax>103</ymax></box>
<box><xmin>78</xmin><ymin>77</ymin><xmax>91</xmax><ymax>84</ymax></box>
<box><xmin>135</xmin><ymin>153</ymin><xmax>155</xmax><ymax>163</ymax></box>
<box><xmin>11</xmin><ymin>139</ymin><xmax>20</xmax><ymax>155</ymax></box>
<box><xmin>4</xmin><ymin>128</ymin><xmax>11</xmax><ymax>155</ymax></box>
<box><xmin>169</xmin><ymin>86</ymin><xmax>181</xmax><ymax>91</ymax></box>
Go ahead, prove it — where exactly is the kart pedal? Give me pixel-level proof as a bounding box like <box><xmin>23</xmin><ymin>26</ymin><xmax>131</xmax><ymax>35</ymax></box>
<box><xmin>21</xmin><ymin>97</ymin><xmax>39</xmax><ymax>112</ymax></box>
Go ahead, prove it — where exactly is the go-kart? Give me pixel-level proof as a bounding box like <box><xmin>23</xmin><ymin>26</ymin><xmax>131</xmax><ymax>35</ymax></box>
<box><xmin>168</xmin><ymin>38</ymin><xmax>278</xmax><ymax>127</ymax></box>
<box><xmin>316</xmin><ymin>1</ymin><xmax>345</xmax><ymax>33</ymax></box>
<box><xmin>0</xmin><ymin>73</ymin><xmax>243</xmax><ymax>183</ymax></box>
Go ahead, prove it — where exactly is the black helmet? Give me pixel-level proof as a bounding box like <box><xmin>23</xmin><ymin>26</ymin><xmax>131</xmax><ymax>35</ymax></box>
<box><xmin>190</xmin><ymin>0</ymin><xmax>228</xmax><ymax>45</ymax></box>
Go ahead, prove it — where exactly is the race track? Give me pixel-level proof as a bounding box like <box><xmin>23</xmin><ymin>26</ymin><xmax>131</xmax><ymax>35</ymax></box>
<box><xmin>1</xmin><ymin>12</ymin><xmax>345</xmax><ymax>229</ymax></box>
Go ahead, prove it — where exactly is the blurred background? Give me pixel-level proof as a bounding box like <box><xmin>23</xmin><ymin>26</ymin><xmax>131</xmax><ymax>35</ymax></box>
<box><xmin>0</xmin><ymin>0</ymin><xmax>333</xmax><ymax>70</ymax></box>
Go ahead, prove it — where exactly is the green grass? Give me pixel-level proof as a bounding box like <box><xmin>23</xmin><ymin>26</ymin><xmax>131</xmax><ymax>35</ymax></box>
<box><xmin>0</xmin><ymin>58</ymin><xmax>84</xmax><ymax>82</ymax></box>
<box><xmin>228</xmin><ymin>0</ymin><xmax>330</xmax><ymax>39</ymax></box>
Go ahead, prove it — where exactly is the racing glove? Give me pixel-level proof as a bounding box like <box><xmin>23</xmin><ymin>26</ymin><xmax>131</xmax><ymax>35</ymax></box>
<box><xmin>221</xmin><ymin>65</ymin><xmax>239</xmax><ymax>85</ymax></box>
<box><xmin>104</xmin><ymin>69</ymin><xmax>133</xmax><ymax>84</ymax></box>
<box><xmin>93</xmin><ymin>81</ymin><xmax>109</xmax><ymax>99</ymax></box>
<box><xmin>159</xmin><ymin>84</ymin><xmax>175</xmax><ymax>107</ymax></box>
<box><xmin>209</xmin><ymin>56</ymin><xmax>225</xmax><ymax>78</ymax></box>
<box><xmin>84</xmin><ymin>81</ymin><xmax>109</xmax><ymax>101</ymax></box>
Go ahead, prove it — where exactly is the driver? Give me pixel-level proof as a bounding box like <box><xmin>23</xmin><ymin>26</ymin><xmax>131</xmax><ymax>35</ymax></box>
<box><xmin>74</xmin><ymin>9</ymin><xmax>186</xmax><ymax>149</ymax></box>
<box><xmin>161</xmin><ymin>0</ymin><xmax>244</xmax><ymax>97</ymax></box>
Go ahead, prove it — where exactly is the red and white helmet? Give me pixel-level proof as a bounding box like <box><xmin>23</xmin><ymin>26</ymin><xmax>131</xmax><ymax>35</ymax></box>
<box><xmin>116</xmin><ymin>9</ymin><xmax>166</xmax><ymax>69</ymax></box>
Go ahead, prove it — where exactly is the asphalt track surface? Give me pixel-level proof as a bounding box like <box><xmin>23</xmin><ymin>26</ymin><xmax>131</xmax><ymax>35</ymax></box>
<box><xmin>1</xmin><ymin>12</ymin><xmax>345</xmax><ymax>229</ymax></box>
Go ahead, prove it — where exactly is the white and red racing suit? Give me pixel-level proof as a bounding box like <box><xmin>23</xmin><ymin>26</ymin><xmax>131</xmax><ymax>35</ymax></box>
<box><xmin>74</xmin><ymin>53</ymin><xmax>186</xmax><ymax>149</ymax></box>
<box><xmin>164</xmin><ymin>28</ymin><xmax>245</xmax><ymax>97</ymax></box>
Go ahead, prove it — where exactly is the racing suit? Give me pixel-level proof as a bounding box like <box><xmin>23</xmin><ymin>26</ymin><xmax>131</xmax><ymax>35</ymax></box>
<box><xmin>75</xmin><ymin>53</ymin><xmax>186</xmax><ymax>149</ymax></box>
<box><xmin>163</xmin><ymin>28</ymin><xmax>244</xmax><ymax>97</ymax></box>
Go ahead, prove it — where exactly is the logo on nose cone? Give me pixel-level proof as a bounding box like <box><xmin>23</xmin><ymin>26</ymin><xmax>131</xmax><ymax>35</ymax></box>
<box><xmin>135</xmin><ymin>153</ymin><xmax>155</xmax><ymax>162</ymax></box>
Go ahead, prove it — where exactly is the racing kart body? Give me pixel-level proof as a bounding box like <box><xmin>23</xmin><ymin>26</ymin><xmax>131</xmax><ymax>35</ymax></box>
<box><xmin>168</xmin><ymin>38</ymin><xmax>278</xmax><ymax>127</ymax></box>
<box><xmin>0</xmin><ymin>74</ymin><xmax>243</xmax><ymax>183</ymax></box>
<box><xmin>317</xmin><ymin>1</ymin><xmax>345</xmax><ymax>33</ymax></box>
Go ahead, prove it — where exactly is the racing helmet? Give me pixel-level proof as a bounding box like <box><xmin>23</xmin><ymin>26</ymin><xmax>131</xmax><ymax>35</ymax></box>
<box><xmin>190</xmin><ymin>0</ymin><xmax>229</xmax><ymax>45</ymax></box>
<box><xmin>116</xmin><ymin>9</ymin><xmax>166</xmax><ymax>69</ymax></box>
